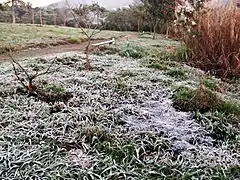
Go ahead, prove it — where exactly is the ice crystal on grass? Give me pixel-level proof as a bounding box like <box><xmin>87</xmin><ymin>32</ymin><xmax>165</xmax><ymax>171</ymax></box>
<box><xmin>0</xmin><ymin>52</ymin><xmax>239</xmax><ymax>179</ymax></box>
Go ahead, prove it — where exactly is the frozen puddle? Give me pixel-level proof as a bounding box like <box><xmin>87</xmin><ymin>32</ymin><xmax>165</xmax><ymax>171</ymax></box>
<box><xmin>123</xmin><ymin>94</ymin><xmax>213</xmax><ymax>152</ymax></box>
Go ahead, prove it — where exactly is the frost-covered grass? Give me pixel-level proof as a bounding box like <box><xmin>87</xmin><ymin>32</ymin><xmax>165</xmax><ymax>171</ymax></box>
<box><xmin>0</xmin><ymin>45</ymin><xmax>239</xmax><ymax>179</ymax></box>
<box><xmin>0</xmin><ymin>23</ymin><xmax>131</xmax><ymax>53</ymax></box>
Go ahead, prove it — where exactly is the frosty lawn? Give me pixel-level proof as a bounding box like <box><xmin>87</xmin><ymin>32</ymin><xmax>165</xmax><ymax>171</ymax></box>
<box><xmin>0</xmin><ymin>50</ymin><xmax>239</xmax><ymax>179</ymax></box>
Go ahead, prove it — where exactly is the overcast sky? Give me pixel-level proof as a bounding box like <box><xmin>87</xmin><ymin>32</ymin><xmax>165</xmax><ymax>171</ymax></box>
<box><xmin>0</xmin><ymin>0</ymin><xmax>60</xmax><ymax>7</ymax></box>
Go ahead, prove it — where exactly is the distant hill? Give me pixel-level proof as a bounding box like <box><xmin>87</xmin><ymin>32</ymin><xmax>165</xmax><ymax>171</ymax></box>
<box><xmin>47</xmin><ymin>0</ymin><xmax>134</xmax><ymax>9</ymax></box>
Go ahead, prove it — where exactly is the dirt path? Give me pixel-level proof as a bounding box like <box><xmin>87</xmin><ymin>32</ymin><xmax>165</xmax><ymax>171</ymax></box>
<box><xmin>0</xmin><ymin>40</ymin><xmax>102</xmax><ymax>62</ymax></box>
<box><xmin>0</xmin><ymin>34</ymin><xmax>139</xmax><ymax>62</ymax></box>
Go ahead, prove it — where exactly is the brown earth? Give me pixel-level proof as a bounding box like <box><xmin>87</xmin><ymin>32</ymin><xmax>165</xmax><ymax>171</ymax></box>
<box><xmin>0</xmin><ymin>40</ymin><xmax>103</xmax><ymax>62</ymax></box>
<box><xmin>0</xmin><ymin>34</ymin><xmax>140</xmax><ymax>62</ymax></box>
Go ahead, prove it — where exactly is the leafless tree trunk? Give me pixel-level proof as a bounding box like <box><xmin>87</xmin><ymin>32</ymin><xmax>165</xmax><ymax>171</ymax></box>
<box><xmin>66</xmin><ymin>0</ymin><xmax>106</xmax><ymax>71</ymax></box>
<box><xmin>85</xmin><ymin>40</ymin><xmax>91</xmax><ymax>70</ymax></box>
<box><xmin>53</xmin><ymin>14</ymin><xmax>57</xmax><ymax>25</ymax></box>
<box><xmin>32</xmin><ymin>9</ymin><xmax>35</xmax><ymax>24</ymax></box>
<box><xmin>153</xmin><ymin>24</ymin><xmax>157</xmax><ymax>40</ymax></box>
<box><xmin>166</xmin><ymin>22</ymin><xmax>169</xmax><ymax>38</ymax></box>
<box><xmin>137</xmin><ymin>19</ymin><xmax>140</xmax><ymax>33</ymax></box>
<box><xmin>40</xmin><ymin>9</ymin><xmax>43</xmax><ymax>25</ymax></box>
<box><xmin>12</xmin><ymin>0</ymin><xmax>15</xmax><ymax>23</ymax></box>
<box><xmin>63</xmin><ymin>10</ymin><xmax>67</xmax><ymax>26</ymax></box>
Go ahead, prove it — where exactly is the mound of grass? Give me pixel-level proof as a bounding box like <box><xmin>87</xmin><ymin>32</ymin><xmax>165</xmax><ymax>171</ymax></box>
<box><xmin>173</xmin><ymin>85</ymin><xmax>240</xmax><ymax>141</ymax></box>
<box><xmin>44</xmin><ymin>84</ymin><xmax>65</xmax><ymax>93</ymax></box>
<box><xmin>147</xmin><ymin>62</ymin><xmax>169</xmax><ymax>70</ymax></box>
<box><xmin>201</xmin><ymin>78</ymin><xmax>219</xmax><ymax>91</ymax></box>
<box><xmin>154</xmin><ymin>46</ymin><xmax>188</xmax><ymax>62</ymax></box>
<box><xmin>119</xmin><ymin>45</ymin><xmax>146</xmax><ymax>59</ymax></box>
<box><xmin>172</xmin><ymin>86</ymin><xmax>195</xmax><ymax>111</ymax></box>
<box><xmin>67</xmin><ymin>37</ymin><xmax>82</xmax><ymax>44</ymax></box>
<box><xmin>173</xmin><ymin>85</ymin><xmax>240</xmax><ymax>114</ymax></box>
<box><xmin>96</xmin><ymin>45</ymin><xmax>120</xmax><ymax>55</ymax></box>
<box><xmin>166</xmin><ymin>68</ymin><xmax>187</xmax><ymax>79</ymax></box>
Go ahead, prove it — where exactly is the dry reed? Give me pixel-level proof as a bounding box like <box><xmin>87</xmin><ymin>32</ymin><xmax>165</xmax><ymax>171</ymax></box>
<box><xmin>184</xmin><ymin>1</ymin><xmax>240</xmax><ymax>78</ymax></box>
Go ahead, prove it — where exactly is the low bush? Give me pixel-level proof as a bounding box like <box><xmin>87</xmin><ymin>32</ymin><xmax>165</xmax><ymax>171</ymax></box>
<box><xmin>44</xmin><ymin>84</ymin><xmax>65</xmax><ymax>93</ymax></box>
<box><xmin>119</xmin><ymin>45</ymin><xmax>146</xmax><ymax>59</ymax></box>
<box><xmin>147</xmin><ymin>62</ymin><xmax>169</xmax><ymax>70</ymax></box>
<box><xmin>173</xmin><ymin>85</ymin><xmax>240</xmax><ymax>115</ymax></box>
<box><xmin>67</xmin><ymin>37</ymin><xmax>82</xmax><ymax>44</ymax></box>
<box><xmin>173</xmin><ymin>84</ymin><xmax>240</xmax><ymax>141</ymax></box>
<box><xmin>166</xmin><ymin>68</ymin><xmax>187</xmax><ymax>79</ymax></box>
<box><xmin>201</xmin><ymin>78</ymin><xmax>219</xmax><ymax>91</ymax></box>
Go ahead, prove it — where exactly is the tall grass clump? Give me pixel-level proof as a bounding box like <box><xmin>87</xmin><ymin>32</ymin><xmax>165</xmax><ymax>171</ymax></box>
<box><xmin>184</xmin><ymin>3</ymin><xmax>240</xmax><ymax>78</ymax></box>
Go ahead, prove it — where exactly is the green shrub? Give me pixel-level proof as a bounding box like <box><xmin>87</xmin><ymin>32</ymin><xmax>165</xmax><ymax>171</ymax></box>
<box><xmin>217</xmin><ymin>100</ymin><xmax>240</xmax><ymax>116</ymax></box>
<box><xmin>173</xmin><ymin>85</ymin><xmax>240</xmax><ymax>141</ymax></box>
<box><xmin>119</xmin><ymin>45</ymin><xmax>146</xmax><ymax>59</ymax></box>
<box><xmin>147</xmin><ymin>62</ymin><xmax>169</xmax><ymax>70</ymax></box>
<box><xmin>45</xmin><ymin>84</ymin><xmax>65</xmax><ymax>93</ymax></box>
<box><xmin>67</xmin><ymin>37</ymin><xmax>81</xmax><ymax>44</ymax></box>
<box><xmin>166</xmin><ymin>68</ymin><xmax>187</xmax><ymax>78</ymax></box>
<box><xmin>201</xmin><ymin>78</ymin><xmax>218</xmax><ymax>91</ymax></box>
<box><xmin>173</xmin><ymin>85</ymin><xmax>220</xmax><ymax>112</ymax></box>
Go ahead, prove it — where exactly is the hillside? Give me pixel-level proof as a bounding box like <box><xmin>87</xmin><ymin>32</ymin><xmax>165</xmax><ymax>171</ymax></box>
<box><xmin>47</xmin><ymin>0</ymin><xmax>133</xmax><ymax>9</ymax></box>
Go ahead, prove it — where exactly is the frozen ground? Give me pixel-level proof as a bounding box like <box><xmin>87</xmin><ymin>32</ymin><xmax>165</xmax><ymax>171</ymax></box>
<box><xmin>0</xmin><ymin>52</ymin><xmax>239</xmax><ymax>179</ymax></box>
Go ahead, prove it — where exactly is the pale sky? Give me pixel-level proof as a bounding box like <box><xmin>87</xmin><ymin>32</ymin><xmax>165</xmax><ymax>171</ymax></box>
<box><xmin>0</xmin><ymin>0</ymin><xmax>60</xmax><ymax>7</ymax></box>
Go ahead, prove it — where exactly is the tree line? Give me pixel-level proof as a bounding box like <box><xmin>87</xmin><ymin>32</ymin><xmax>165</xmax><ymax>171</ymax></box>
<box><xmin>0</xmin><ymin>0</ymin><xmax>176</xmax><ymax>36</ymax></box>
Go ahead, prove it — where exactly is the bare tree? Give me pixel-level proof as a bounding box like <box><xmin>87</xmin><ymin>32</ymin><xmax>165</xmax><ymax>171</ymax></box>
<box><xmin>66</xmin><ymin>1</ymin><xmax>106</xmax><ymax>70</ymax></box>
<box><xmin>11</xmin><ymin>0</ymin><xmax>15</xmax><ymax>23</ymax></box>
<box><xmin>32</xmin><ymin>8</ymin><xmax>35</xmax><ymax>24</ymax></box>
<box><xmin>39</xmin><ymin>8</ymin><xmax>43</xmax><ymax>25</ymax></box>
<box><xmin>9</xmin><ymin>52</ymin><xmax>56</xmax><ymax>96</ymax></box>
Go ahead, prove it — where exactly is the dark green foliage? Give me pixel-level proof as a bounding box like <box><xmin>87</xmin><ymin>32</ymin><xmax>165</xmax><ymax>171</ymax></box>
<box><xmin>197</xmin><ymin>112</ymin><xmax>240</xmax><ymax>141</ymax></box>
<box><xmin>0</xmin><ymin>3</ymin><xmax>4</xmax><ymax>11</ymax></box>
<box><xmin>140</xmin><ymin>0</ymin><xmax>176</xmax><ymax>39</ymax></box>
<box><xmin>44</xmin><ymin>84</ymin><xmax>65</xmax><ymax>93</ymax></box>
<box><xmin>119</xmin><ymin>45</ymin><xmax>146</xmax><ymax>59</ymax></box>
<box><xmin>173</xmin><ymin>85</ymin><xmax>240</xmax><ymax>141</ymax></box>
<box><xmin>172</xmin><ymin>86</ymin><xmax>195</xmax><ymax>111</ymax></box>
<box><xmin>201</xmin><ymin>78</ymin><xmax>218</xmax><ymax>91</ymax></box>
<box><xmin>67</xmin><ymin>37</ymin><xmax>81</xmax><ymax>44</ymax></box>
<box><xmin>217</xmin><ymin>100</ymin><xmax>240</xmax><ymax>116</ymax></box>
<box><xmin>166</xmin><ymin>68</ymin><xmax>187</xmax><ymax>78</ymax></box>
<box><xmin>147</xmin><ymin>62</ymin><xmax>169</xmax><ymax>70</ymax></box>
